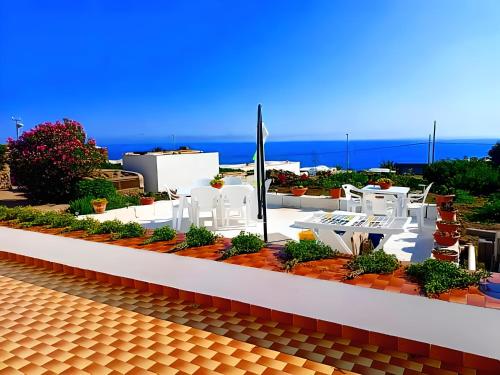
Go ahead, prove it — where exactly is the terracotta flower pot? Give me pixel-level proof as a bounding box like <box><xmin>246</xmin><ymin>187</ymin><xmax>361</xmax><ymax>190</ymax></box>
<box><xmin>433</xmin><ymin>231</ymin><xmax>460</xmax><ymax>247</ymax></box>
<box><xmin>92</xmin><ymin>202</ymin><xmax>107</xmax><ymax>214</ymax></box>
<box><xmin>438</xmin><ymin>208</ymin><xmax>457</xmax><ymax>221</ymax></box>
<box><xmin>436</xmin><ymin>220</ymin><xmax>460</xmax><ymax>233</ymax></box>
<box><xmin>140</xmin><ymin>197</ymin><xmax>155</xmax><ymax>205</ymax></box>
<box><xmin>329</xmin><ymin>188</ymin><xmax>342</xmax><ymax>199</ymax></box>
<box><xmin>432</xmin><ymin>248</ymin><xmax>458</xmax><ymax>262</ymax></box>
<box><xmin>435</xmin><ymin>194</ymin><xmax>455</xmax><ymax>205</ymax></box>
<box><xmin>291</xmin><ymin>187</ymin><xmax>308</xmax><ymax>196</ymax></box>
<box><xmin>211</xmin><ymin>182</ymin><xmax>223</xmax><ymax>189</ymax></box>
<box><xmin>378</xmin><ymin>182</ymin><xmax>392</xmax><ymax>190</ymax></box>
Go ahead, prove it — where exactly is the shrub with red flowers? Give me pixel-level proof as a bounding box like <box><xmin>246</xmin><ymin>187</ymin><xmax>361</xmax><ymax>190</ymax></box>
<box><xmin>7</xmin><ymin>119</ymin><xmax>106</xmax><ymax>201</ymax></box>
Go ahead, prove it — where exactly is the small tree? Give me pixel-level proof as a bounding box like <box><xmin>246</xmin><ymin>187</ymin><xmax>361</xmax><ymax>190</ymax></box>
<box><xmin>488</xmin><ymin>142</ymin><xmax>500</xmax><ymax>166</ymax></box>
<box><xmin>8</xmin><ymin>119</ymin><xmax>106</xmax><ymax>201</ymax></box>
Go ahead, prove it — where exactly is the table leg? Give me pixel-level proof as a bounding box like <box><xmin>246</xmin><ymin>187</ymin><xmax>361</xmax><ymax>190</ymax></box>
<box><xmin>314</xmin><ymin>229</ymin><xmax>353</xmax><ymax>255</ymax></box>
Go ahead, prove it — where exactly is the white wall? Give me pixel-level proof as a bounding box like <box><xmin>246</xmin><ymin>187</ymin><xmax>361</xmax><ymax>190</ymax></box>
<box><xmin>1</xmin><ymin>226</ymin><xmax>498</xmax><ymax>360</ymax></box>
<box><xmin>122</xmin><ymin>154</ymin><xmax>158</xmax><ymax>192</ymax></box>
<box><xmin>123</xmin><ymin>153</ymin><xmax>219</xmax><ymax>192</ymax></box>
<box><xmin>156</xmin><ymin>152</ymin><xmax>219</xmax><ymax>191</ymax></box>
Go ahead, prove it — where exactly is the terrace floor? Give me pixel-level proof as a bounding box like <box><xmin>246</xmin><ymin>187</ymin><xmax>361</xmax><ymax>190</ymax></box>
<box><xmin>0</xmin><ymin>257</ymin><xmax>486</xmax><ymax>375</ymax></box>
<box><xmin>88</xmin><ymin>202</ymin><xmax>434</xmax><ymax>263</ymax></box>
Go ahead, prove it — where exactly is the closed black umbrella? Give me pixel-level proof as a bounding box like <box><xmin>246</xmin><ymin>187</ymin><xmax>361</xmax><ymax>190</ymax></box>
<box><xmin>255</xmin><ymin>104</ymin><xmax>268</xmax><ymax>242</ymax></box>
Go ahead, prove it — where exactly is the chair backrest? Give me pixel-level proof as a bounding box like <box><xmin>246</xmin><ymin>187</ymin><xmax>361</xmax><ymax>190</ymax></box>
<box><xmin>192</xmin><ymin>178</ymin><xmax>212</xmax><ymax>187</ymax></box>
<box><xmin>190</xmin><ymin>186</ymin><xmax>220</xmax><ymax>210</ymax></box>
<box><xmin>222</xmin><ymin>185</ymin><xmax>252</xmax><ymax>209</ymax></box>
<box><xmin>342</xmin><ymin>184</ymin><xmax>362</xmax><ymax>200</ymax></box>
<box><xmin>265</xmin><ymin>179</ymin><xmax>272</xmax><ymax>193</ymax></box>
<box><xmin>421</xmin><ymin>182</ymin><xmax>434</xmax><ymax>203</ymax></box>
<box><xmin>362</xmin><ymin>193</ymin><xmax>397</xmax><ymax>216</ymax></box>
<box><xmin>163</xmin><ymin>184</ymin><xmax>179</xmax><ymax>200</ymax></box>
<box><xmin>223</xmin><ymin>176</ymin><xmax>243</xmax><ymax>185</ymax></box>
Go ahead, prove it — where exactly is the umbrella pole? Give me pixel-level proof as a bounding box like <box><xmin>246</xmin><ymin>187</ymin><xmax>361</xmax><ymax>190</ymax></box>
<box><xmin>256</xmin><ymin>105</ymin><xmax>262</xmax><ymax>220</ymax></box>
<box><xmin>257</xmin><ymin>105</ymin><xmax>268</xmax><ymax>242</ymax></box>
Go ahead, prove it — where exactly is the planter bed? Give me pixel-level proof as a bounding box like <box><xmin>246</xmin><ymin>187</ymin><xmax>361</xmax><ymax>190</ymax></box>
<box><xmin>1</xmin><ymin>223</ymin><xmax>499</xmax><ymax>363</ymax></box>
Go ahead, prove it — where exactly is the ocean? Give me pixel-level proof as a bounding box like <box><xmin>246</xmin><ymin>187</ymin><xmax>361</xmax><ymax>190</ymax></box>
<box><xmin>103</xmin><ymin>139</ymin><xmax>497</xmax><ymax>171</ymax></box>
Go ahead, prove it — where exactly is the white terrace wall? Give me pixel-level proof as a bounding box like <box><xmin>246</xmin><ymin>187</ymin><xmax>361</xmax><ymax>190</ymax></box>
<box><xmin>0</xmin><ymin>226</ymin><xmax>498</xmax><ymax>360</ymax></box>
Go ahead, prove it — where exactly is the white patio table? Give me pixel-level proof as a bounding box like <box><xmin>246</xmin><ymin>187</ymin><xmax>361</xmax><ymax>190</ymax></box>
<box><xmin>295</xmin><ymin>210</ymin><xmax>411</xmax><ymax>255</ymax></box>
<box><xmin>361</xmin><ymin>184</ymin><xmax>410</xmax><ymax>217</ymax></box>
<box><xmin>173</xmin><ymin>185</ymin><xmax>255</xmax><ymax>230</ymax></box>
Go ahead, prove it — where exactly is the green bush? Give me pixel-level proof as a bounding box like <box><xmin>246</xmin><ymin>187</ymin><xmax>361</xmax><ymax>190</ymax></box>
<box><xmin>69</xmin><ymin>196</ymin><xmax>94</xmax><ymax>215</ymax></box>
<box><xmin>88</xmin><ymin>219</ymin><xmax>124</xmax><ymax>235</ymax></box>
<box><xmin>74</xmin><ymin>179</ymin><xmax>116</xmax><ymax>199</ymax></box>
<box><xmin>173</xmin><ymin>225</ymin><xmax>218</xmax><ymax>251</ymax></box>
<box><xmin>346</xmin><ymin>250</ymin><xmax>399</xmax><ymax>278</ymax></box>
<box><xmin>0</xmin><ymin>144</ymin><xmax>7</xmax><ymax>165</ymax></box>
<box><xmin>454</xmin><ymin>189</ymin><xmax>475</xmax><ymax>204</ymax></box>
<box><xmin>283</xmin><ymin>240</ymin><xmax>338</xmax><ymax>269</ymax></box>
<box><xmin>112</xmin><ymin>222</ymin><xmax>145</xmax><ymax>239</ymax></box>
<box><xmin>221</xmin><ymin>232</ymin><xmax>265</xmax><ymax>259</ymax></box>
<box><xmin>467</xmin><ymin>194</ymin><xmax>500</xmax><ymax>223</ymax></box>
<box><xmin>488</xmin><ymin>142</ymin><xmax>500</xmax><ymax>166</ymax></box>
<box><xmin>67</xmin><ymin>217</ymin><xmax>100</xmax><ymax>232</ymax></box>
<box><xmin>424</xmin><ymin>159</ymin><xmax>500</xmax><ymax>195</ymax></box>
<box><xmin>144</xmin><ymin>225</ymin><xmax>177</xmax><ymax>244</ymax></box>
<box><xmin>107</xmin><ymin>194</ymin><xmax>140</xmax><ymax>210</ymax></box>
<box><xmin>391</xmin><ymin>174</ymin><xmax>425</xmax><ymax>191</ymax></box>
<box><xmin>406</xmin><ymin>259</ymin><xmax>490</xmax><ymax>296</ymax></box>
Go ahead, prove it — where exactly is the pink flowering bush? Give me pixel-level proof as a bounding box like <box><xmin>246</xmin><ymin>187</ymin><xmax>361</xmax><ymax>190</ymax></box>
<box><xmin>7</xmin><ymin>119</ymin><xmax>106</xmax><ymax>201</ymax></box>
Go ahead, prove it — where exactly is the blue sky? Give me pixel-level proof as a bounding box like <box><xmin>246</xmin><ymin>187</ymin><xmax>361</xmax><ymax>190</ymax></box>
<box><xmin>0</xmin><ymin>0</ymin><xmax>499</xmax><ymax>143</ymax></box>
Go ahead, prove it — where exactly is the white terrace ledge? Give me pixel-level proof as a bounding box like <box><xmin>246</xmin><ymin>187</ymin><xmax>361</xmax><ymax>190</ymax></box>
<box><xmin>0</xmin><ymin>226</ymin><xmax>498</xmax><ymax>360</ymax></box>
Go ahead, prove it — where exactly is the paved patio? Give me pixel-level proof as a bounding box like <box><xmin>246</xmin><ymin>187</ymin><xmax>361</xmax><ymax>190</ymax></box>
<box><xmin>86</xmin><ymin>202</ymin><xmax>434</xmax><ymax>263</ymax></box>
<box><xmin>0</xmin><ymin>258</ymin><xmax>486</xmax><ymax>374</ymax></box>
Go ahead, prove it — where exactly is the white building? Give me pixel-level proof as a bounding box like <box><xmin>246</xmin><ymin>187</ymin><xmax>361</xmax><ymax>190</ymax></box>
<box><xmin>123</xmin><ymin>151</ymin><xmax>219</xmax><ymax>192</ymax></box>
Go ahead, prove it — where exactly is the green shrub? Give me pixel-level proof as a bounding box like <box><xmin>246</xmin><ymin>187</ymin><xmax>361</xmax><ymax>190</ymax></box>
<box><xmin>221</xmin><ymin>232</ymin><xmax>265</xmax><ymax>259</ymax></box>
<box><xmin>88</xmin><ymin>219</ymin><xmax>124</xmax><ymax>235</ymax></box>
<box><xmin>346</xmin><ymin>250</ymin><xmax>399</xmax><ymax>278</ymax></box>
<box><xmin>112</xmin><ymin>222</ymin><xmax>145</xmax><ymax>240</ymax></box>
<box><xmin>107</xmin><ymin>194</ymin><xmax>140</xmax><ymax>210</ymax></box>
<box><xmin>467</xmin><ymin>194</ymin><xmax>500</xmax><ymax>223</ymax></box>
<box><xmin>283</xmin><ymin>240</ymin><xmax>338</xmax><ymax>268</ymax></box>
<box><xmin>69</xmin><ymin>196</ymin><xmax>94</xmax><ymax>215</ymax></box>
<box><xmin>67</xmin><ymin>217</ymin><xmax>100</xmax><ymax>232</ymax></box>
<box><xmin>46</xmin><ymin>213</ymin><xmax>78</xmax><ymax>228</ymax></box>
<box><xmin>144</xmin><ymin>225</ymin><xmax>177</xmax><ymax>244</ymax></box>
<box><xmin>424</xmin><ymin>159</ymin><xmax>500</xmax><ymax>195</ymax></box>
<box><xmin>0</xmin><ymin>206</ymin><xmax>25</xmax><ymax>221</ymax></box>
<box><xmin>173</xmin><ymin>225</ymin><xmax>218</xmax><ymax>251</ymax></box>
<box><xmin>12</xmin><ymin>207</ymin><xmax>39</xmax><ymax>223</ymax></box>
<box><xmin>454</xmin><ymin>189</ymin><xmax>475</xmax><ymax>204</ymax></box>
<box><xmin>74</xmin><ymin>179</ymin><xmax>116</xmax><ymax>199</ymax></box>
<box><xmin>391</xmin><ymin>174</ymin><xmax>425</xmax><ymax>191</ymax></box>
<box><xmin>0</xmin><ymin>144</ymin><xmax>7</xmax><ymax>165</ymax></box>
<box><xmin>488</xmin><ymin>142</ymin><xmax>500</xmax><ymax>166</ymax></box>
<box><xmin>406</xmin><ymin>259</ymin><xmax>490</xmax><ymax>296</ymax></box>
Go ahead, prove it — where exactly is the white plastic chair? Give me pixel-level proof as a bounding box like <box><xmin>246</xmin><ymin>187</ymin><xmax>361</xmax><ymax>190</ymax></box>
<box><xmin>265</xmin><ymin>179</ymin><xmax>272</xmax><ymax>194</ymax></box>
<box><xmin>192</xmin><ymin>178</ymin><xmax>212</xmax><ymax>187</ymax></box>
<box><xmin>220</xmin><ymin>185</ymin><xmax>252</xmax><ymax>228</ymax></box>
<box><xmin>342</xmin><ymin>184</ymin><xmax>363</xmax><ymax>212</ymax></box>
<box><xmin>190</xmin><ymin>186</ymin><xmax>220</xmax><ymax>229</ymax></box>
<box><xmin>223</xmin><ymin>176</ymin><xmax>243</xmax><ymax>185</ymax></box>
<box><xmin>362</xmin><ymin>193</ymin><xmax>398</xmax><ymax>217</ymax></box>
<box><xmin>162</xmin><ymin>184</ymin><xmax>190</xmax><ymax>229</ymax></box>
<box><xmin>407</xmin><ymin>182</ymin><xmax>433</xmax><ymax>230</ymax></box>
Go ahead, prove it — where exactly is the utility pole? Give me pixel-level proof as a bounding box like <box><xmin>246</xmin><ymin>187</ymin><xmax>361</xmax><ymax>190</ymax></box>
<box><xmin>431</xmin><ymin>121</ymin><xmax>437</xmax><ymax>163</ymax></box>
<box><xmin>427</xmin><ymin>134</ymin><xmax>432</xmax><ymax>165</ymax></box>
<box><xmin>345</xmin><ymin>133</ymin><xmax>350</xmax><ymax>170</ymax></box>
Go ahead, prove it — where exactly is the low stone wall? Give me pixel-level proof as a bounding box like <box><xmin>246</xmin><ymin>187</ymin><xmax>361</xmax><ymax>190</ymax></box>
<box><xmin>0</xmin><ymin>165</ymin><xmax>11</xmax><ymax>190</ymax></box>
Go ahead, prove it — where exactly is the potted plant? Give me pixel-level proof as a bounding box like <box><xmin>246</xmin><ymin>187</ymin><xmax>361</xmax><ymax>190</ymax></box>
<box><xmin>290</xmin><ymin>185</ymin><xmax>308</xmax><ymax>196</ymax></box>
<box><xmin>438</xmin><ymin>201</ymin><xmax>457</xmax><ymax>221</ymax></box>
<box><xmin>210</xmin><ymin>174</ymin><xmax>224</xmax><ymax>189</ymax></box>
<box><xmin>432</xmin><ymin>247</ymin><xmax>459</xmax><ymax>262</ymax></box>
<box><xmin>433</xmin><ymin>230</ymin><xmax>460</xmax><ymax>247</ymax></box>
<box><xmin>321</xmin><ymin>178</ymin><xmax>342</xmax><ymax>199</ymax></box>
<box><xmin>91</xmin><ymin>198</ymin><xmax>108</xmax><ymax>214</ymax></box>
<box><xmin>435</xmin><ymin>194</ymin><xmax>455</xmax><ymax>205</ymax></box>
<box><xmin>376</xmin><ymin>178</ymin><xmax>393</xmax><ymax>190</ymax></box>
<box><xmin>140</xmin><ymin>192</ymin><xmax>155</xmax><ymax>205</ymax></box>
<box><xmin>436</xmin><ymin>220</ymin><xmax>460</xmax><ymax>233</ymax></box>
